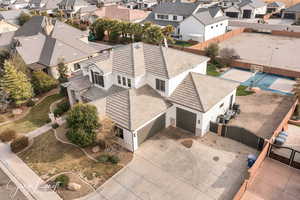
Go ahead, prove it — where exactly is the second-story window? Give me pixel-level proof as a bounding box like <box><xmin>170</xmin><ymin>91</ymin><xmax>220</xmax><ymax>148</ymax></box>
<box><xmin>156</xmin><ymin>79</ymin><xmax>165</xmax><ymax>92</ymax></box>
<box><xmin>91</xmin><ymin>70</ymin><xmax>104</xmax><ymax>87</ymax></box>
<box><xmin>122</xmin><ymin>77</ymin><xmax>126</xmax><ymax>86</ymax></box>
<box><xmin>127</xmin><ymin>78</ymin><xmax>131</xmax><ymax>88</ymax></box>
<box><xmin>173</xmin><ymin>15</ymin><xmax>177</xmax><ymax>21</ymax></box>
<box><xmin>74</xmin><ymin>63</ymin><xmax>80</xmax><ymax>71</ymax></box>
<box><xmin>117</xmin><ymin>75</ymin><xmax>121</xmax><ymax>84</ymax></box>
<box><xmin>157</xmin><ymin>14</ymin><xmax>168</xmax><ymax>20</ymax></box>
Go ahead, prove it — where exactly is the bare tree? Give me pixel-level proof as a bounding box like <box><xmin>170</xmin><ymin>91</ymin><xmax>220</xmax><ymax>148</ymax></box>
<box><xmin>219</xmin><ymin>48</ymin><xmax>239</xmax><ymax>67</ymax></box>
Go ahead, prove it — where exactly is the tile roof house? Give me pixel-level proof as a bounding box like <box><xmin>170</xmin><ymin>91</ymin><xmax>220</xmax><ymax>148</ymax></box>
<box><xmin>143</xmin><ymin>1</ymin><xmax>228</xmax><ymax>41</ymax></box>
<box><xmin>267</xmin><ymin>1</ymin><xmax>285</xmax><ymax>13</ymax></box>
<box><xmin>224</xmin><ymin>0</ymin><xmax>267</xmax><ymax>19</ymax></box>
<box><xmin>180</xmin><ymin>6</ymin><xmax>229</xmax><ymax>42</ymax></box>
<box><xmin>57</xmin><ymin>0</ymin><xmax>89</xmax><ymax>17</ymax></box>
<box><xmin>282</xmin><ymin>3</ymin><xmax>300</xmax><ymax>20</ymax></box>
<box><xmin>142</xmin><ymin>0</ymin><xmax>202</xmax><ymax>36</ymax></box>
<box><xmin>0</xmin><ymin>16</ymin><xmax>111</xmax><ymax>78</ymax></box>
<box><xmin>29</xmin><ymin>0</ymin><xmax>61</xmax><ymax>13</ymax></box>
<box><xmin>85</xmin><ymin>5</ymin><xmax>150</xmax><ymax>23</ymax></box>
<box><xmin>65</xmin><ymin>42</ymin><xmax>238</xmax><ymax>152</ymax></box>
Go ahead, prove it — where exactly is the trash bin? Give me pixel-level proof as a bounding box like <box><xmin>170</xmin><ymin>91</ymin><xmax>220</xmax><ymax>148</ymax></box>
<box><xmin>247</xmin><ymin>154</ymin><xmax>257</xmax><ymax>168</ymax></box>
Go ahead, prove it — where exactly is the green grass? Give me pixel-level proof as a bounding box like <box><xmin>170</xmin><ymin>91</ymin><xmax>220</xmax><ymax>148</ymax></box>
<box><xmin>174</xmin><ymin>40</ymin><xmax>193</xmax><ymax>47</ymax></box>
<box><xmin>207</xmin><ymin>64</ymin><xmax>221</xmax><ymax>77</ymax></box>
<box><xmin>236</xmin><ymin>85</ymin><xmax>255</xmax><ymax>96</ymax></box>
<box><xmin>0</xmin><ymin>94</ymin><xmax>63</xmax><ymax>134</ymax></box>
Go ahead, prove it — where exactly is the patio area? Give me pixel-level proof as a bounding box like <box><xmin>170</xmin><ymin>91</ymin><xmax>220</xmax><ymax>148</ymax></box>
<box><xmin>241</xmin><ymin>158</ymin><xmax>300</xmax><ymax>200</ymax></box>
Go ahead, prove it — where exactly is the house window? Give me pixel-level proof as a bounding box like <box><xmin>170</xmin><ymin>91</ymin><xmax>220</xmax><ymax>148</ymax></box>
<box><xmin>211</xmin><ymin>26</ymin><xmax>213</xmax><ymax>29</ymax></box>
<box><xmin>127</xmin><ymin>78</ymin><xmax>131</xmax><ymax>88</ymax></box>
<box><xmin>117</xmin><ymin>75</ymin><xmax>121</xmax><ymax>84</ymax></box>
<box><xmin>220</xmin><ymin>23</ymin><xmax>223</xmax><ymax>26</ymax></box>
<box><xmin>173</xmin><ymin>15</ymin><xmax>177</xmax><ymax>20</ymax></box>
<box><xmin>216</xmin><ymin>24</ymin><xmax>218</xmax><ymax>27</ymax></box>
<box><xmin>91</xmin><ymin>70</ymin><xmax>104</xmax><ymax>87</ymax></box>
<box><xmin>122</xmin><ymin>77</ymin><xmax>126</xmax><ymax>86</ymax></box>
<box><xmin>157</xmin><ymin>14</ymin><xmax>168</xmax><ymax>20</ymax></box>
<box><xmin>74</xmin><ymin>63</ymin><xmax>80</xmax><ymax>71</ymax></box>
<box><xmin>155</xmin><ymin>79</ymin><xmax>165</xmax><ymax>92</ymax></box>
<box><xmin>114</xmin><ymin>126</ymin><xmax>124</xmax><ymax>139</ymax></box>
<box><xmin>219</xmin><ymin>103</ymin><xmax>224</xmax><ymax>108</ymax></box>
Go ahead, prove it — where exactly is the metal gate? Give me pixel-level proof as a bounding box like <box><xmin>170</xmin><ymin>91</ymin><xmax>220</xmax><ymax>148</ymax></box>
<box><xmin>269</xmin><ymin>144</ymin><xmax>300</xmax><ymax>169</ymax></box>
<box><xmin>222</xmin><ymin>125</ymin><xmax>264</xmax><ymax>150</ymax></box>
<box><xmin>209</xmin><ymin>122</ymin><xmax>218</xmax><ymax>133</ymax></box>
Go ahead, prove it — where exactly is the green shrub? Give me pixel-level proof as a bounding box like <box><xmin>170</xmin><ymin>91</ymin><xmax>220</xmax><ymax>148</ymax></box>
<box><xmin>66</xmin><ymin>128</ymin><xmax>96</xmax><ymax>147</ymax></box>
<box><xmin>97</xmin><ymin>154</ymin><xmax>119</xmax><ymax>164</ymax></box>
<box><xmin>108</xmin><ymin>155</ymin><xmax>120</xmax><ymax>164</ymax></box>
<box><xmin>0</xmin><ymin>129</ymin><xmax>17</xmax><ymax>142</ymax></box>
<box><xmin>53</xmin><ymin>101</ymin><xmax>70</xmax><ymax>117</ymax></box>
<box><xmin>97</xmin><ymin>154</ymin><xmax>110</xmax><ymax>163</ymax></box>
<box><xmin>26</xmin><ymin>99</ymin><xmax>35</xmax><ymax>107</ymax></box>
<box><xmin>54</xmin><ymin>174</ymin><xmax>69</xmax><ymax>188</ymax></box>
<box><xmin>31</xmin><ymin>71</ymin><xmax>58</xmax><ymax>95</ymax></box>
<box><xmin>10</xmin><ymin>136</ymin><xmax>29</xmax><ymax>153</ymax></box>
<box><xmin>52</xmin><ymin>123</ymin><xmax>59</xmax><ymax>129</ymax></box>
<box><xmin>66</xmin><ymin>103</ymin><xmax>100</xmax><ymax>132</ymax></box>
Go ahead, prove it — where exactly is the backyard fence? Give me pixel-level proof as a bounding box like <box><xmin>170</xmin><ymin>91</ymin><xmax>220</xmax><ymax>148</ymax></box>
<box><xmin>269</xmin><ymin>144</ymin><xmax>300</xmax><ymax>169</ymax></box>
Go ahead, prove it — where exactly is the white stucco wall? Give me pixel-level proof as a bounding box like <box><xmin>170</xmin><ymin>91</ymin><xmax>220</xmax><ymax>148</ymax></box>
<box><xmin>201</xmin><ymin>89</ymin><xmax>236</xmax><ymax>134</ymax></box>
<box><xmin>204</xmin><ymin>19</ymin><xmax>228</xmax><ymax>41</ymax></box>
<box><xmin>180</xmin><ymin>16</ymin><xmax>228</xmax><ymax>42</ymax></box>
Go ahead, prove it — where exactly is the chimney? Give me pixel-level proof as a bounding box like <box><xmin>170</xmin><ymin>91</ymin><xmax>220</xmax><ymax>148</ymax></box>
<box><xmin>44</xmin><ymin>17</ymin><xmax>54</xmax><ymax>36</ymax></box>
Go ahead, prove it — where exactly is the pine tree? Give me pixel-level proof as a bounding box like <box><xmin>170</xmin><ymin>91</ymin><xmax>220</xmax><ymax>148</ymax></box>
<box><xmin>0</xmin><ymin>60</ymin><xmax>33</xmax><ymax>105</ymax></box>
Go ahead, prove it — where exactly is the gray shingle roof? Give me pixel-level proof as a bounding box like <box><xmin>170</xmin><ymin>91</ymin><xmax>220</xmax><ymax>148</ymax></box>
<box><xmin>67</xmin><ymin>75</ymin><xmax>91</xmax><ymax>91</ymax></box>
<box><xmin>0</xmin><ymin>10</ymin><xmax>25</xmax><ymax>20</ymax></box>
<box><xmin>285</xmin><ymin>3</ymin><xmax>300</xmax><ymax>12</ymax></box>
<box><xmin>106</xmin><ymin>84</ymin><xmax>171</xmax><ymax>130</ymax></box>
<box><xmin>142</xmin><ymin>12</ymin><xmax>180</xmax><ymax>27</ymax></box>
<box><xmin>57</xmin><ymin>0</ymin><xmax>88</xmax><ymax>8</ymax></box>
<box><xmin>238</xmin><ymin>0</ymin><xmax>265</xmax><ymax>8</ymax></box>
<box><xmin>7</xmin><ymin>16</ymin><xmax>111</xmax><ymax>66</ymax></box>
<box><xmin>267</xmin><ymin>1</ymin><xmax>285</xmax><ymax>8</ymax></box>
<box><xmin>168</xmin><ymin>72</ymin><xmax>239</xmax><ymax>112</ymax></box>
<box><xmin>193</xmin><ymin>7</ymin><xmax>228</xmax><ymax>26</ymax></box>
<box><xmin>153</xmin><ymin>1</ymin><xmax>201</xmax><ymax>17</ymax></box>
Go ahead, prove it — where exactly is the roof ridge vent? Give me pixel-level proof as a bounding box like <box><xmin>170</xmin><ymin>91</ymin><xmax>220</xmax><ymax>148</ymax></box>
<box><xmin>133</xmin><ymin>43</ymin><xmax>141</xmax><ymax>49</ymax></box>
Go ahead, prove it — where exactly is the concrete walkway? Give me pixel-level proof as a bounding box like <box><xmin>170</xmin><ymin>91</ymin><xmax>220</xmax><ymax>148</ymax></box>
<box><xmin>0</xmin><ymin>142</ymin><xmax>61</xmax><ymax>200</ymax></box>
<box><xmin>0</xmin><ymin>123</ymin><xmax>61</xmax><ymax>200</ymax></box>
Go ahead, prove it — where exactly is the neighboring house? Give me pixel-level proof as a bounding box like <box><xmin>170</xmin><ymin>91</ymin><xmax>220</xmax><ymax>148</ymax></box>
<box><xmin>0</xmin><ymin>16</ymin><xmax>111</xmax><ymax>78</ymax></box>
<box><xmin>124</xmin><ymin>1</ymin><xmax>138</xmax><ymax>9</ymax></box>
<box><xmin>282</xmin><ymin>3</ymin><xmax>300</xmax><ymax>20</ymax></box>
<box><xmin>88</xmin><ymin>5</ymin><xmax>150</xmax><ymax>23</ymax></box>
<box><xmin>224</xmin><ymin>0</ymin><xmax>267</xmax><ymax>19</ymax></box>
<box><xmin>137</xmin><ymin>0</ymin><xmax>157</xmax><ymax>10</ymax></box>
<box><xmin>57</xmin><ymin>0</ymin><xmax>89</xmax><ymax>17</ymax></box>
<box><xmin>1</xmin><ymin>0</ymin><xmax>16</xmax><ymax>6</ymax></box>
<box><xmin>0</xmin><ymin>9</ymin><xmax>28</xmax><ymax>25</ymax></box>
<box><xmin>64</xmin><ymin>42</ymin><xmax>238</xmax><ymax>151</ymax></box>
<box><xmin>75</xmin><ymin>4</ymin><xmax>97</xmax><ymax>20</ymax></box>
<box><xmin>0</xmin><ymin>20</ymin><xmax>18</xmax><ymax>33</ymax></box>
<box><xmin>142</xmin><ymin>0</ymin><xmax>202</xmax><ymax>37</ymax></box>
<box><xmin>218</xmin><ymin>0</ymin><xmax>241</xmax><ymax>9</ymax></box>
<box><xmin>10</xmin><ymin>0</ymin><xmax>29</xmax><ymax>9</ymax></box>
<box><xmin>180</xmin><ymin>7</ymin><xmax>228</xmax><ymax>42</ymax></box>
<box><xmin>29</xmin><ymin>0</ymin><xmax>61</xmax><ymax>14</ymax></box>
<box><xmin>267</xmin><ymin>1</ymin><xmax>285</xmax><ymax>13</ymax></box>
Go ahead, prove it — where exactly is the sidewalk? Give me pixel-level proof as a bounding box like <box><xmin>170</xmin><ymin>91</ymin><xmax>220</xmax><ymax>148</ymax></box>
<box><xmin>0</xmin><ymin>143</ymin><xmax>61</xmax><ymax>200</ymax></box>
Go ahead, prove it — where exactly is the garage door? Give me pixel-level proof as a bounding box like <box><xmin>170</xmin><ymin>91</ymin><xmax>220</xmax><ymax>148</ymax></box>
<box><xmin>226</xmin><ymin>12</ymin><xmax>239</xmax><ymax>18</ymax></box>
<box><xmin>176</xmin><ymin>108</ymin><xmax>196</xmax><ymax>134</ymax></box>
<box><xmin>137</xmin><ymin>114</ymin><xmax>166</xmax><ymax>145</ymax></box>
<box><xmin>243</xmin><ymin>10</ymin><xmax>252</xmax><ymax>18</ymax></box>
<box><xmin>283</xmin><ymin>13</ymin><xmax>295</xmax><ymax>19</ymax></box>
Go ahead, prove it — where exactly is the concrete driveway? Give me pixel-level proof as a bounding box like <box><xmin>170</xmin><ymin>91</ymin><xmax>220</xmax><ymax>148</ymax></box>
<box><xmin>86</xmin><ymin>128</ymin><xmax>257</xmax><ymax>200</ymax></box>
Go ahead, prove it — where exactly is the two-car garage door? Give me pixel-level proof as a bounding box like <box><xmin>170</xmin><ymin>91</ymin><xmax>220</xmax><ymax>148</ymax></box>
<box><xmin>176</xmin><ymin>108</ymin><xmax>196</xmax><ymax>134</ymax></box>
<box><xmin>137</xmin><ymin>114</ymin><xmax>166</xmax><ymax>145</ymax></box>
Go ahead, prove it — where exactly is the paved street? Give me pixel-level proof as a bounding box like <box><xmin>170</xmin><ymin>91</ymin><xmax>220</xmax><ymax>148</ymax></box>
<box><xmin>84</xmin><ymin>128</ymin><xmax>257</xmax><ymax>200</ymax></box>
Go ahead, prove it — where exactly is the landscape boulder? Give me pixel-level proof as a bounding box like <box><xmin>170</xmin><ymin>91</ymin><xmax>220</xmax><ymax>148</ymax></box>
<box><xmin>92</xmin><ymin>145</ymin><xmax>100</xmax><ymax>153</ymax></box>
<box><xmin>67</xmin><ymin>182</ymin><xmax>81</xmax><ymax>191</ymax></box>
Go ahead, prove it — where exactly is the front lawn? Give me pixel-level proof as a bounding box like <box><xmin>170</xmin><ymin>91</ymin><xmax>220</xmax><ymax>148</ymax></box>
<box><xmin>174</xmin><ymin>40</ymin><xmax>194</xmax><ymax>48</ymax></box>
<box><xmin>236</xmin><ymin>85</ymin><xmax>255</xmax><ymax>96</ymax></box>
<box><xmin>19</xmin><ymin>129</ymin><xmax>132</xmax><ymax>189</ymax></box>
<box><xmin>0</xmin><ymin>94</ymin><xmax>62</xmax><ymax>134</ymax></box>
<box><xmin>207</xmin><ymin>63</ymin><xmax>221</xmax><ymax>77</ymax></box>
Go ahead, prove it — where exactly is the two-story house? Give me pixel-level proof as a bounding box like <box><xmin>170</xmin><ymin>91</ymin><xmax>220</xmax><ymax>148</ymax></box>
<box><xmin>180</xmin><ymin>7</ymin><xmax>229</xmax><ymax>42</ymax></box>
<box><xmin>224</xmin><ymin>0</ymin><xmax>267</xmax><ymax>19</ymax></box>
<box><xmin>142</xmin><ymin>0</ymin><xmax>203</xmax><ymax>37</ymax></box>
<box><xmin>137</xmin><ymin>0</ymin><xmax>157</xmax><ymax>10</ymax></box>
<box><xmin>64</xmin><ymin>42</ymin><xmax>239</xmax><ymax>152</ymax></box>
<box><xmin>0</xmin><ymin>16</ymin><xmax>111</xmax><ymax>78</ymax></box>
<box><xmin>57</xmin><ymin>0</ymin><xmax>89</xmax><ymax>17</ymax></box>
